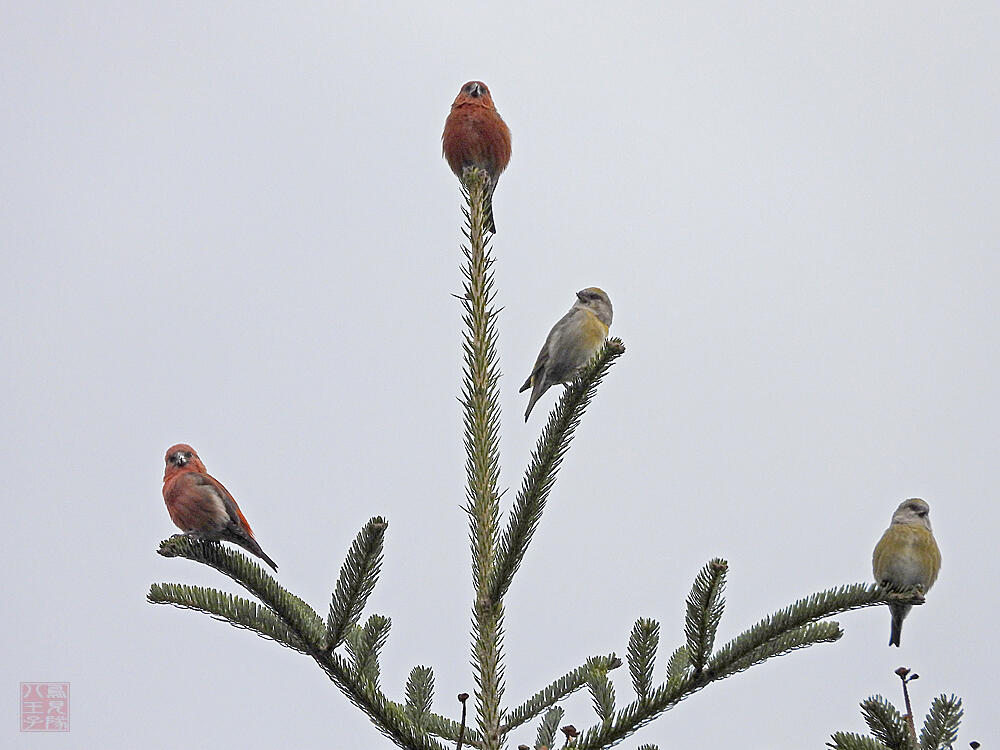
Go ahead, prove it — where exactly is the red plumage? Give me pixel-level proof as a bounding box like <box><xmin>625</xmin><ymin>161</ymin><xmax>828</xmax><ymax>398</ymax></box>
<box><xmin>442</xmin><ymin>81</ymin><xmax>511</xmax><ymax>233</ymax></box>
<box><xmin>162</xmin><ymin>444</ymin><xmax>277</xmax><ymax>571</ymax></box>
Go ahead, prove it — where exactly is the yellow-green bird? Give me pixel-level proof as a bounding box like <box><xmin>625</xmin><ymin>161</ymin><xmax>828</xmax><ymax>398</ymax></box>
<box><xmin>520</xmin><ymin>287</ymin><xmax>613</xmax><ymax>421</ymax></box>
<box><xmin>872</xmin><ymin>498</ymin><xmax>941</xmax><ymax>647</ymax></box>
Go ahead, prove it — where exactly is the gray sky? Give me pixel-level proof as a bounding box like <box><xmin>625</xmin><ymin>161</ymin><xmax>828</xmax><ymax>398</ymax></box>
<box><xmin>3</xmin><ymin>2</ymin><xmax>997</xmax><ymax>747</ymax></box>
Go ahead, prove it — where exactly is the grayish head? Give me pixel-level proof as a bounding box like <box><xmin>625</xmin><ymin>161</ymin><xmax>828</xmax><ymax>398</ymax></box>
<box><xmin>573</xmin><ymin>287</ymin><xmax>613</xmax><ymax>327</ymax></box>
<box><xmin>890</xmin><ymin>498</ymin><xmax>933</xmax><ymax>532</ymax></box>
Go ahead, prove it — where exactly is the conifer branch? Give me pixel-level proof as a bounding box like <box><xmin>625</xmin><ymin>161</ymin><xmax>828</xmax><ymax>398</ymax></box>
<box><xmin>830</xmin><ymin>687</ymin><xmax>966</xmax><ymax>750</ymax></box>
<box><xmin>460</xmin><ymin>168</ymin><xmax>505</xmax><ymax>750</ymax></box>
<box><xmin>572</xmin><ymin>576</ymin><xmax>925</xmax><ymax>750</ymax></box>
<box><xmin>706</xmin><ymin>583</ymin><xmax>922</xmax><ymax>676</ymax></box>
<box><xmin>501</xmin><ymin>654</ymin><xmax>621</xmax><ymax>734</ymax></box>
<box><xmin>919</xmin><ymin>695</ymin><xmax>962</xmax><ymax>750</ymax></box>
<box><xmin>157</xmin><ymin>535</ymin><xmax>327</xmax><ymax>648</ymax></box>
<box><xmin>490</xmin><ymin>338</ymin><xmax>626</xmax><ymax>603</ymax></box>
<box><xmin>312</xmin><ymin>649</ymin><xmax>450</xmax><ymax>750</ymax></box>
<box><xmin>346</xmin><ymin>614</ymin><xmax>392</xmax><ymax>688</ymax></box>
<box><xmin>587</xmin><ymin>670</ymin><xmax>616</xmax><ymax>725</ymax></box>
<box><xmin>711</xmin><ymin>621</ymin><xmax>842</xmax><ymax>679</ymax></box>
<box><xmin>419</xmin><ymin>710</ymin><xmax>483</xmax><ymax>748</ymax></box>
<box><xmin>328</xmin><ymin>516</ymin><xmax>388</xmax><ymax>648</ymax></box>
<box><xmin>345</xmin><ymin>625</ymin><xmax>364</xmax><ymax>666</ymax></box>
<box><xmin>535</xmin><ymin>706</ymin><xmax>565</xmax><ymax>750</ymax></box>
<box><xmin>383</xmin><ymin>697</ymin><xmax>483</xmax><ymax>747</ymax></box>
<box><xmin>404</xmin><ymin>666</ymin><xmax>435</xmax><ymax>733</ymax></box>
<box><xmin>663</xmin><ymin>645</ymin><xmax>690</xmax><ymax>684</ymax></box>
<box><xmin>573</xmin><ymin>674</ymin><xmax>693</xmax><ymax>750</ymax></box>
<box><xmin>627</xmin><ymin>619</ymin><xmax>659</xmax><ymax>704</ymax></box>
<box><xmin>684</xmin><ymin>559</ymin><xmax>727</xmax><ymax>674</ymax></box>
<box><xmin>861</xmin><ymin>695</ymin><xmax>912</xmax><ymax>750</ymax></box>
<box><xmin>147</xmin><ymin>582</ymin><xmax>310</xmax><ymax>653</ymax></box>
<box><xmin>157</xmin><ymin>536</ymin><xmax>447</xmax><ymax>750</ymax></box>
<box><xmin>143</xmin><ymin>104</ymin><xmax>940</xmax><ymax>749</ymax></box>
<box><xmin>827</xmin><ymin>733</ymin><xmax>893</xmax><ymax>750</ymax></box>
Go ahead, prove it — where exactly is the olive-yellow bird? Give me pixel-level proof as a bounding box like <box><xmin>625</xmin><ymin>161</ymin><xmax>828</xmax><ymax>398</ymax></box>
<box><xmin>520</xmin><ymin>288</ymin><xmax>612</xmax><ymax>421</ymax></box>
<box><xmin>872</xmin><ymin>498</ymin><xmax>941</xmax><ymax>646</ymax></box>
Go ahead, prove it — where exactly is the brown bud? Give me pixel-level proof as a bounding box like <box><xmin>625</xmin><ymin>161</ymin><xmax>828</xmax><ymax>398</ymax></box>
<box><xmin>561</xmin><ymin>725</ymin><xmax>579</xmax><ymax>738</ymax></box>
<box><xmin>457</xmin><ymin>692</ymin><xmax>469</xmax><ymax>702</ymax></box>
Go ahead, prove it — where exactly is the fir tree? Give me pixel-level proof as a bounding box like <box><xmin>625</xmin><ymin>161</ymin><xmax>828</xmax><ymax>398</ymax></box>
<box><xmin>150</xmin><ymin>168</ymin><xmax>933</xmax><ymax>749</ymax></box>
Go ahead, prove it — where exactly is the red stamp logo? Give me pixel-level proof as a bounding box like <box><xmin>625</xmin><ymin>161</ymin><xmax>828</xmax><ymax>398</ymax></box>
<box><xmin>20</xmin><ymin>683</ymin><xmax>70</xmax><ymax>732</ymax></box>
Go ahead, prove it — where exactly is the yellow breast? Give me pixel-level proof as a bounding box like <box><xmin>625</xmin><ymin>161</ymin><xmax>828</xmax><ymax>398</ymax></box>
<box><xmin>580</xmin><ymin>310</ymin><xmax>610</xmax><ymax>348</ymax></box>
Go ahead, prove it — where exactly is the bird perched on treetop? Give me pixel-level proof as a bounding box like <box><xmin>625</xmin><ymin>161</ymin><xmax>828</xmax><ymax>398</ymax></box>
<box><xmin>442</xmin><ymin>80</ymin><xmax>511</xmax><ymax>234</ymax></box>
<box><xmin>162</xmin><ymin>444</ymin><xmax>278</xmax><ymax>571</ymax></box>
<box><xmin>872</xmin><ymin>498</ymin><xmax>941</xmax><ymax>646</ymax></box>
<box><xmin>520</xmin><ymin>288</ymin><xmax>613</xmax><ymax>421</ymax></box>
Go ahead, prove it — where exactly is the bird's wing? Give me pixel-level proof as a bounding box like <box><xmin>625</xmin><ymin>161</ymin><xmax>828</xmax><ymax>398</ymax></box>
<box><xmin>520</xmin><ymin>311</ymin><xmax>574</xmax><ymax>392</ymax></box>
<box><xmin>518</xmin><ymin>307</ymin><xmax>582</xmax><ymax>393</ymax></box>
<box><xmin>520</xmin><ymin>344</ymin><xmax>549</xmax><ymax>392</ymax></box>
<box><xmin>926</xmin><ymin>531</ymin><xmax>942</xmax><ymax>588</ymax></box>
<box><xmin>190</xmin><ymin>472</ymin><xmax>257</xmax><ymax>538</ymax></box>
<box><xmin>872</xmin><ymin>528</ymin><xmax>890</xmax><ymax>580</ymax></box>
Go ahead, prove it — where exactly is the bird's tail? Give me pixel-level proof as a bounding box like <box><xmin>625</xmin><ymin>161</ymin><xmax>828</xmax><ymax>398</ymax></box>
<box><xmin>523</xmin><ymin>378</ymin><xmax>548</xmax><ymax>422</ymax></box>
<box><xmin>231</xmin><ymin>531</ymin><xmax>278</xmax><ymax>572</ymax></box>
<box><xmin>484</xmin><ymin>181</ymin><xmax>497</xmax><ymax>234</ymax></box>
<box><xmin>888</xmin><ymin>603</ymin><xmax>910</xmax><ymax>647</ymax></box>
<box><xmin>256</xmin><ymin>547</ymin><xmax>279</xmax><ymax>573</ymax></box>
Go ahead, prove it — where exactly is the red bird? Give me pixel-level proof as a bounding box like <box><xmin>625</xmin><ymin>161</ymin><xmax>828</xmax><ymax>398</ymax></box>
<box><xmin>442</xmin><ymin>80</ymin><xmax>511</xmax><ymax>234</ymax></box>
<box><xmin>162</xmin><ymin>444</ymin><xmax>278</xmax><ymax>571</ymax></box>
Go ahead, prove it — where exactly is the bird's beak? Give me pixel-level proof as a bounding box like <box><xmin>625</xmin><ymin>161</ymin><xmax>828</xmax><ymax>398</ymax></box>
<box><xmin>469</xmin><ymin>83</ymin><xmax>482</xmax><ymax>97</ymax></box>
<box><xmin>576</xmin><ymin>291</ymin><xmax>587</xmax><ymax>302</ymax></box>
<box><xmin>172</xmin><ymin>454</ymin><xmax>187</xmax><ymax>467</ymax></box>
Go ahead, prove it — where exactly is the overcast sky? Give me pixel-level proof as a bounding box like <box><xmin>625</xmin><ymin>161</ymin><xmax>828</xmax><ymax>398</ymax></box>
<box><xmin>3</xmin><ymin>2</ymin><xmax>997</xmax><ymax>747</ymax></box>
